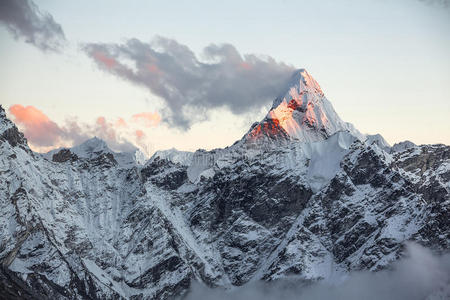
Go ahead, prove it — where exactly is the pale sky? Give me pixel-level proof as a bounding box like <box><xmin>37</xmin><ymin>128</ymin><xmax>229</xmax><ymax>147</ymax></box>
<box><xmin>1</xmin><ymin>0</ymin><xmax>449</xmax><ymax>155</ymax></box>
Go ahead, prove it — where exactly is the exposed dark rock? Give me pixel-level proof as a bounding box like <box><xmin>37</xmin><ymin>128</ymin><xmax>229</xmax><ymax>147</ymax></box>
<box><xmin>52</xmin><ymin>149</ymin><xmax>78</xmax><ymax>163</ymax></box>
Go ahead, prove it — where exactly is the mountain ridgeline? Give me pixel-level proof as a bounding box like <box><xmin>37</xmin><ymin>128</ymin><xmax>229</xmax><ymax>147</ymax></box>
<box><xmin>0</xmin><ymin>70</ymin><xmax>449</xmax><ymax>299</ymax></box>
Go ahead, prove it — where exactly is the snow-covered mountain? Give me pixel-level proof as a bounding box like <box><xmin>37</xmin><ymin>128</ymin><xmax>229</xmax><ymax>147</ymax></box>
<box><xmin>0</xmin><ymin>70</ymin><xmax>448</xmax><ymax>299</ymax></box>
<box><xmin>244</xmin><ymin>69</ymin><xmax>363</xmax><ymax>143</ymax></box>
<box><xmin>43</xmin><ymin>137</ymin><xmax>147</xmax><ymax>168</ymax></box>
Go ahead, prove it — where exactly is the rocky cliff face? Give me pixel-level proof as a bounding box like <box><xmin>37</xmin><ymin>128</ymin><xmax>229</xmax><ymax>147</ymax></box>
<box><xmin>0</xmin><ymin>70</ymin><xmax>448</xmax><ymax>299</ymax></box>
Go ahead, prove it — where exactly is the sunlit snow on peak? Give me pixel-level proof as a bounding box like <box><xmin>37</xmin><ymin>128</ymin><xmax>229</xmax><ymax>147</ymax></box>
<box><xmin>247</xmin><ymin>69</ymin><xmax>362</xmax><ymax>143</ymax></box>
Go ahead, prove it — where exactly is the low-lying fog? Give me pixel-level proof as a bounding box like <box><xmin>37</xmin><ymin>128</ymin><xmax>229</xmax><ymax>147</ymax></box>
<box><xmin>182</xmin><ymin>243</ymin><xmax>450</xmax><ymax>300</ymax></box>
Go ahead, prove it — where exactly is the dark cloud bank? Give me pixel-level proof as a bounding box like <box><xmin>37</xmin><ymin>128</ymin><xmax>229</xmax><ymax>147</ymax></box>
<box><xmin>182</xmin><ymin>243</ymin><xmax>450</xmax><ymax>300</ymax></box>
<box><xmin>83</xmin><ymin>37</ymin><xmax>296</xmax><ymax>129</ymax></box>
<box><xmin>0</xmin><ymin>0</ymin><xmax>65</xmax><ymax>52</ymax></box>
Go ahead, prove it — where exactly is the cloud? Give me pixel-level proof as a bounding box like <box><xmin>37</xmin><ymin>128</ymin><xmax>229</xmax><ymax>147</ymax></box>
<box><xmin>92</xmin><ymin>51</ymin><xmax>117</xmax><ymax>68</ymax></box>
<box><xmin>0</xmin><ymin>0</ymin><xmax>66</xmax><ymax>52</ymax></box>
<box><xmin>8</xmin><ymin>104</ymin><xmax>157</xmax><ymax>155</ymax></box>
<box><xmin>115</xmin><ymin>117</ymin><xmax>127</xmax><ymax>128</ymax></box>
<box><xmin>135</xmin><ymin>130</ymin><xmax>145</xmax><ymax>139</ymax></box>
<box><xmin>132</xmin><ymin>112</ymin><xmax>161</xmax><ymax>128</ymax></box>
<box><xmin>419</xmin><ymin>0</ymin><xmax>450</xmax><ymax>7</ymax></box>
<box><xmin>92</xmin><ymin>116</ymin><xmax>137</xmax><ymax>153</ymax></box>
<box><xmin>9</xmin><ymin>104</ymin><xmax>63</xmax><ymax>147</ymax></box>
<box><xmin>185</xmin><ymin>243</ymin><xmax>450</xmax><ymax>300</ymax></box>
<box><xmin>83</xmin><ymin>37</ymin><xmax>296</xmax><ymax>129</ymax></box>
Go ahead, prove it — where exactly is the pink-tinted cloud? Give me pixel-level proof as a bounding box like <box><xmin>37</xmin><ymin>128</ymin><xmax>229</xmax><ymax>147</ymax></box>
<box><xmin>135</xmin><ymin>129</ymin><xmax>145</xmax><ymax>139</ymax></box>
<box><xmin>116</xmin><ymin>117</ymin><xmax>127</xmax><ymax>127</ymax></box>
<box><xmin>92</xmin><ymin>51</ymin><xmax>117</xmax><ymax>68</ymax></box>
<box><xmin>132</xmin><ymin>112</ymin><xmax>161</xmax><ymax>127</ymax></box>
<box><xmin>239</xmin><ymin>62</ymin><xmax>251</xmax><ymax>70</ymax></box>
<box><xmin>147</xmin><ymin>64</ymin><xmax>161</xmax><ymax>74</ymax></box>
<box><xmin>8</xmin><ymin>104</ymin><xmax>158</xmax><ymax>155</ymax></box>
<box><xmin>9</xmin><ymin>104</ymin><xmax>63</xmax><ymax>147</ymax></box>
<box><xmin>92</xmin><ymin>116</ymin><xmax>138</xmax><ymax>153</ymax></box>
<box><xmin>95</xmin><ymin>116</ymin><xmax>116</xmax><ymax>141</ymax></box>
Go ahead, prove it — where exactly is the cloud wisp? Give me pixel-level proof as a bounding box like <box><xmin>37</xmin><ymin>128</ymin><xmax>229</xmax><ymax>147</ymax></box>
<box><xmin>8</xmin><ymin>104</ymin><xmax>159</xmax><ymax>155</ymax></box>
<box><xmin>132</xmin><ymin>112</ymin><xmax>161</xmax><ymax>128</ymax></box>
<box><xmin>0</xmin><ymin>0</ymin><xmax>66</xmax><ymax>52</ymax></box>
<box><xmin>419</xmin><ymin>0</ymin><xmax>450</xmax><ymax>7</ymax></box>
<box><xmin>184</xmin><ymin>243</ymin><xmax>450</xmax><ymax>300</ymax></box>
<box><xmin>83</xmin><ymin>37</ymin><xmax>295</xmax><ymax>129</ymax></box>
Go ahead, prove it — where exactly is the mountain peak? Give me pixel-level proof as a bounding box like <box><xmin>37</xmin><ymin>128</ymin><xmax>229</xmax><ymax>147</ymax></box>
<box><xmin>45</xmin><ymin>137</ymin><xmax>147</xmax><ymax>167</ymax></box>
<box><xmin>245</xmin><ymin>69</ymin><xmax>361</xmax><ymax>143</ymax></box>
<box><xmin>70</xmin><ymin>137</ymin><xmax>110</xmax><ymax>159</ymax></box>
<box><xmin>287</xmin><ymin>68</ymin><xmax>322</xmax><ymax>92</ymax></box>
<box><xmin>0</xmin><ymin>105</ymin><xmax>30</xmax><ymax>149</ymax></box>
<box><xmin>0</xmin><ymin>105</ymin><xmax>13</xmax><ymax>134</ymax></box>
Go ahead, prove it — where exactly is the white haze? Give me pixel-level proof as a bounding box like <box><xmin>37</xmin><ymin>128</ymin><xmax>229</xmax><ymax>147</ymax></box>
<box><xmin>182</xmin><ymin>242</ymin><xmax>450</xmax><ymax>300</ymax></box>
